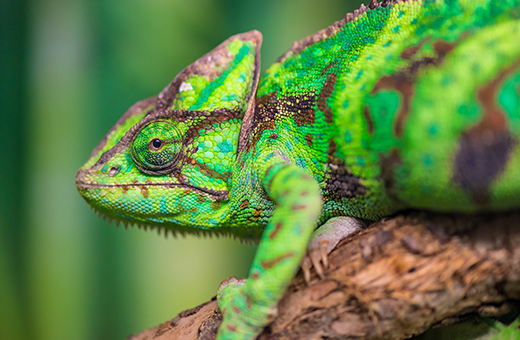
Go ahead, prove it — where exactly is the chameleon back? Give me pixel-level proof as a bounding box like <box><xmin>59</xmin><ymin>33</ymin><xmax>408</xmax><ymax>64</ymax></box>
<box><xmin>248</xmin><ymin>0</ymin><xmax>520</xmax><ymax>219</ymax></box>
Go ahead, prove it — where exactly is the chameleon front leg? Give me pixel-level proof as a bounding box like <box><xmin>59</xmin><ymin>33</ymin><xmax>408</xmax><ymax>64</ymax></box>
<box><xmin>217</xmin><ymin>159</ymin><xmax>322</xmax><ymax>339</ymax></box>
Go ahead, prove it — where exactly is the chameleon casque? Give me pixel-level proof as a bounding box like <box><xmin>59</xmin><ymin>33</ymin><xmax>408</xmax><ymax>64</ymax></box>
<box><xmin>76</xmin><ymin>0</ymin><xmax>520</xmax><ymax>338</ymax></box>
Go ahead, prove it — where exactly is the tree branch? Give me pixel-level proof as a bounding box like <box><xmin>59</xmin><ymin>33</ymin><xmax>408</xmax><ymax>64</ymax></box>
<box><xmin>126</xmin><ymin>212</ymin><xmax>520</xmax><ymax>340</ymax></box>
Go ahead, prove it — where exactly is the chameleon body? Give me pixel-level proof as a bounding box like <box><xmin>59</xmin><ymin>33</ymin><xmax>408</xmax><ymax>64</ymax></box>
<box><xmin>76</xmin><ymin>0</ymin><xmax>520</xmax><ymax>338</ymax></box>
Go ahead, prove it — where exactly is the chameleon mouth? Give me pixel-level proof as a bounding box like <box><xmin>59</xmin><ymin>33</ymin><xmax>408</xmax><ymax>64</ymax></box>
<box><xmin>75</xmin><ymin>170</ymin><xmax>256</xmax><ymax>241</ymax></box>
<box><xmin>75</xmin><ymin>169</ymin><xmax>229</xmax><ymax>200</ymax></box>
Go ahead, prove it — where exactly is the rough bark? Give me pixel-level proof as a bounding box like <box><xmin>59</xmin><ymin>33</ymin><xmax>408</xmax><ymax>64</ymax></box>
<box><xmin>126</xmin><ymin>211</ymin><xmax>520</xmax><ymax>340</ymax></box>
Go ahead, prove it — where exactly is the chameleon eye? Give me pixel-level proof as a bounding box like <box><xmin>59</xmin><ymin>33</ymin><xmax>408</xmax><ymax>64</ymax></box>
<box><xmin>131</xmin><ymin>120</ymin><xmax>183</xmax><ymax>174</ymax></box>
<box><xmin>151</xmin><ymin>138</ymin><xmax>162</xmax><ymax>150</ymax></box>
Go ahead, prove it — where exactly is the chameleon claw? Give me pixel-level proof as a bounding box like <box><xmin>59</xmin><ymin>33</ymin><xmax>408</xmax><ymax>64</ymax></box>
<box><xmin>320</xmin><ymin>241</ymin><xmax>329</xmax><ymax>268</ymax></box>
<box><xmin>302</xmin><ymin>217</ymin><xmax>366</xmax><ymax>283</ymax></box>
<box><xmin>309</xmin><ymin>247</ymin><xmax>325</xmax><ymax>279</ymax></box>
<box><xmin>302</xmin><ymin>240</ymin><xmax>329</xmax><ymax>283</ymax></box>
<box><xmin>301</xmin><ymin>256</ymin><xmax>312</xmax><ymax>284</ymax></box>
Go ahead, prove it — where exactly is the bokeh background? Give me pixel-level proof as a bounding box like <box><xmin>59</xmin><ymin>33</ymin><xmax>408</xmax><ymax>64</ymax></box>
<box><xmin>0</xmin><ymin>1</ymin><xmax>361</xmax><ymax>339</ymax></box>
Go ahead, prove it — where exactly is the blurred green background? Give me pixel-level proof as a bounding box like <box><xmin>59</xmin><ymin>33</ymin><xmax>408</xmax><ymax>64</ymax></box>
<box><xmin>0</xmin><ymin>0</ymin><xmax>361</xmax><ymax>339</ymax></box>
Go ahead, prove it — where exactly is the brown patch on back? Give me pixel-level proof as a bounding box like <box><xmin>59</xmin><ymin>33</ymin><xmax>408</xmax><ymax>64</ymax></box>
<box><xmin>400</xmin><ymin>38</ymin><xmax>456</xmax><ymax>61</ymax></box>
<box><xmin>373</xmin><ymin>76</ymin><xmax>414</xmax><ymax>137</ymax></box>
<box><xmin>453</xmin><ymin>58</ymin><xmax>520</xmax><ymax>204</ymax></box>
<box><xmin>294</xmin><ymin>109</ymin><xmax>316</xmax><ymax>127</ymax></box>
<box><xmin>373</xmin><ymin>39</ymin><xmax>459</xmax><ymax>138</ymax></box>
<box><xmin>323</xmin><ymin>139</ymin><xmax>367</xmax><ymax>200</ymax></box>
<box><xmin>320</xmin><ymin>60</ymin><xmax>339</xmax><ymax>76</ymax></box>
<box><xmin>400</xmin><ymin>45</ymin><xmax>422</xmax><ymax>59</ymax></box>
<box><xmin>318</xmin><ymin>73</ymin><xmax>337</xmax><ymax>124</ymax></box>
<box><xmin>327</xmin><ymin>138</ymin><xmax>338</xmax><ymax>159</ymax></box>
<box><xmin>432</xmin><ymin>40</ymin><xmax>457</xmax><ymax>55</ymax></box>
<box><xmin>264</xmin><ymin>120</ymin><xmax>276</xmax><ymax>130</ymax></box>
<box><xmin>472</xmin><ymin>60</ymin><xmax>520</xmax><ymax>136</ymax></box>
<box><xmin>305</xmin><ymin>133</ymin><xmax>314</xmax><ymax>147</ymax></box>
<box><xmin>247</xmin><ymin>92</ymin><xmax>317</xmax><ymax>152</ymax></box>
<box><xmin>400</xmin><ymin>38</ymin><xmax>430</xmax><ymax>59</ymax></box>
<box><xmin>403</xmin><ymin>39</ymin><xmax>457</xmax><ymax>74</ymax></box>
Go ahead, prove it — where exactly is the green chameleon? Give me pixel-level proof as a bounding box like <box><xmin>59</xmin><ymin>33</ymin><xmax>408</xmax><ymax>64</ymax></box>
<box><xmin>76</xmin><ymin>0</ymin><xmax>520</xmax><ymax>338</ymax></box>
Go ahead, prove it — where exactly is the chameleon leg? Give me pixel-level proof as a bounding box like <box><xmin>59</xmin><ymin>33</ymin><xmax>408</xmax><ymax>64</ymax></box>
<box><xmin>217</xmin><ymin>159</ymin><xmax>322</xmax><ymax>339</ymax></box>
<box><xmin>301</xmin><ymin>216</ymin><xmax>366</xmax><ymax>283</ymax></box>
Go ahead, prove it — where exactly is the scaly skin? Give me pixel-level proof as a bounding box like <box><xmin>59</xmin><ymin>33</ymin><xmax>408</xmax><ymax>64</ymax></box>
<box><xmin>76</xmin><ymin>0</ymin><xmax>520</xmax><ymax>338</ymax></box>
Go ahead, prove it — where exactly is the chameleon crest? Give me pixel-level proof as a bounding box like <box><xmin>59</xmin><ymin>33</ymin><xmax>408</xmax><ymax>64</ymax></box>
<box><xmin>77</xmin><ymin>0</ymin><xmax>520</xmax><ymax>339</ymax></box>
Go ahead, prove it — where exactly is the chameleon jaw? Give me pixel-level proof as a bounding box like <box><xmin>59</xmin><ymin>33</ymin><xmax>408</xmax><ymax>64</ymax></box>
<box><xmin>75</xmin><ymin>168</ymin><xmax>230</xmax><ymax>201</ymax></box>
<box><xmin>76</xmin><ymin>169</ymin><xmax>260</xmax><ymax>241</ymax></box>
<box><xmin>75</xmin><ymin>167</ymin><xmax>230</xmax><ymax>231</ymax></box>
<box><xmin>75</xmin><ymin>181</ymin><xmax>229</xmax><ymax>201</ymax></box>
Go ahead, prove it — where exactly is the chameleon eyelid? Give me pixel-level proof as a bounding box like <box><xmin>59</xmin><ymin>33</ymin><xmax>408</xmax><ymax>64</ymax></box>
<box><xmin>130</xmin><ymin>120</ymin><xmax>184</xmax><ymax>175</ymax></box>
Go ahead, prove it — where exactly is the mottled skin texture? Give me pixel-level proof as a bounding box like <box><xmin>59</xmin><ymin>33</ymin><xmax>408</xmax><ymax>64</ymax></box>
<box><xmin>76</xmin><ymin>0</ymin><xmax>520</xmax><ymax>339</ymax></box>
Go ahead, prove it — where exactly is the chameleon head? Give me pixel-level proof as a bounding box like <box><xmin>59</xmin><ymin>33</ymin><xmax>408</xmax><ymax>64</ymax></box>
<box><xmin>76</xmin><ymin>31</ymin><xmax>261</xmax><ymax>233</ymax></box>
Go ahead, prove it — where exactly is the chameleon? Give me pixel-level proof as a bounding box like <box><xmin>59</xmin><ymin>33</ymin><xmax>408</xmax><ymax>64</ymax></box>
<box><xmin>76</xmin><ymin>0</ymin><xmax>520</xmax><ymax>338</ymax></box>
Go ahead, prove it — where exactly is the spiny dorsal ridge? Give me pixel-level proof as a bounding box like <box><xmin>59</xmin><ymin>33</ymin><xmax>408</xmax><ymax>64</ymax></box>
<box><xmin>369</xmin><ymin>0</ymin><xmax>378</xmax><ymax>9</ymax></box>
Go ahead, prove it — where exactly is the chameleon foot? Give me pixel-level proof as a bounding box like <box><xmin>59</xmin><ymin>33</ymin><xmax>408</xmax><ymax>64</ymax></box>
<box><xmin>217</xmin><ymin>276</ymin><xmax>277</xmax><ymax>340</ymax></box>
<box><xmin>302</xmin><ymin>216</ymin><xmax>366</xmax><ymax>283</ymax></box>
